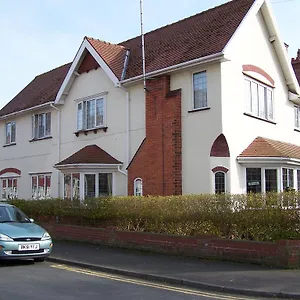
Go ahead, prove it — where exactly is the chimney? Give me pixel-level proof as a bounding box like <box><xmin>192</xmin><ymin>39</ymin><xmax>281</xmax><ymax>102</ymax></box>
<box><xmin>292</xmin><ymin>49</ymin><xmax>300</xmax><ymax>85</ymax></box>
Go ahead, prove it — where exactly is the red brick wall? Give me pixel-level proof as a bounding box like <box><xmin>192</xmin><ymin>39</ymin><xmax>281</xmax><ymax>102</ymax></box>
<box><xmin>127</xmin><ymin>75</ymin><xmax>182</xmax><ymax>196</ymax></box>
<box><xmin>210</xmin><ymin>134</ymin><xmax>230</xmax><ymax>157</ymax></box>
<box><xmin>78</xmin><ymin>52</ymin><xmax>100</xmax><ymax>74</ymax></box>
<box><xmin>0</xmin><ymin>168</ymin><xmax>21</xmax><ymax>176</ymax></box>
<box><xmin>43</xmin><ymin>223</ymin><xmax>300</xmax><ymax>269</ymax></box>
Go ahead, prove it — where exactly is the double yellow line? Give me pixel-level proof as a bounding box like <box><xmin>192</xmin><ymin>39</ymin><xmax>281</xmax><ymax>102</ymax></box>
<box><xmin>51</xmin><ymin>263</ymin><xmax>255</xmax><ymax>300</ymax></box>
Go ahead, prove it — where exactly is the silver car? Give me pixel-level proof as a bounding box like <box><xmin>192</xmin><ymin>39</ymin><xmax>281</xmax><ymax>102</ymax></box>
<box><xmin>0</xmin><ymin>203</ymin><xmax>53</xmax><ymax>262</ymax></box>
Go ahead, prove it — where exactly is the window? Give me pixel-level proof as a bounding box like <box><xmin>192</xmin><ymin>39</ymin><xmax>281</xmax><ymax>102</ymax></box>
<box><xmin>99</xmin><ymin>173</ymin><xmax>112</xmax><ymax>197</ymax></box>
<box><xmin>295</xmin><ymin>106</ymin><xmax>300</xmax><ymax>129</ymax></box>
<box><xmin>134</xmin><ymin>178</ymin><xmax>143</xmax><ymax>196</ymax></box>
<box><xmin>214</xmin><ymin>172</ymin><xmax>225</xmax><ymax>194</ymax></box>
<box><xmin>31</xmin><ymin>174</ymin><xmax>51</xmax><ymax>199</ymax></box>
<box><xmin>32</xmin><ymin>113</ymin><xmax>51</xmax><ymax>139</ymax></box>
<box><xmin>193</xmin><ymin>71</ymin><xmax>207</xmax><ymax>109</ymax></box>
<box><xmin>84</xmin><ymin>174</ymin><xmax>96</xmax><ymax>198</ymax></box>
<box><xmin>1</xmin><ymin>178</ymin><xmax>18</xmax><ymax>200</ymax></box>
<box><xmin>244</xmin><ymin>77</ymin><xmax>273</xmax><ymax>121</ymax></box>
<box><xmin>64</xmin><ymin>173</ymin><xmax>80</xmax><ymax>200</ymax></box>
<box><xmin>5</xmin><ymin>121</ymin><xmax>16</xmax><ymax>145</ymax></box>
<box><xmin>77</xmin><ymin>97</ymin><xmax>105</xmax><ymax>131</ymax></box>
<box><xmin>246</xmin><ymin>168</ymin><xmax>261</xmax><ymax>193</ymax></box>
<box><xmin>282</xmin><ymin>168</ymin><xmax>294</xmax><ymax>191</ymax></box>
<box><xmin>265</xmin><ymin>169</ymin><xmax>277</xmax><ymax>192</ymax></box>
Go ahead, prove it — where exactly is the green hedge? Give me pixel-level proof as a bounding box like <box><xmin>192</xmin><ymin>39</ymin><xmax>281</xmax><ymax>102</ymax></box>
<box><xmin>8</xmin><ymin>192</ymin><xmax>300</xmax><ymax>242</ymax></box>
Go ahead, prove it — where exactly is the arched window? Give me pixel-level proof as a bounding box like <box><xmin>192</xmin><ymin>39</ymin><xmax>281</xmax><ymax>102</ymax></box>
<box><xmin>134</xmin><ymin>178</ymin><xmax>143</xmax><ymax>196</ymax></box>
<box><xmin>215</xmin><ymin>172</ymin><xmax>225</xmax><ymax>194</ymax></box>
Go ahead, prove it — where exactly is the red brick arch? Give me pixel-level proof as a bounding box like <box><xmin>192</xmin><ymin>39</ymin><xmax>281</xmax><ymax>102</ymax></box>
<box><xmin>212</xmin><ymin>166</ymin><xmax>229</xmax><ymax>173</ymax></box>
<box><xmin>242</xmin><ymin>64</ymin><xmax>275</xmax><ymax>86</ymax></box>
<box><xmin>210</xmin><ymin>134</ymin><xmax>230</xmax><ymax>157</ymax></box>
<box><xmin>0</xmin><ymin>168</ymin><xmax>21</xmax><ymax>176</ymax></box>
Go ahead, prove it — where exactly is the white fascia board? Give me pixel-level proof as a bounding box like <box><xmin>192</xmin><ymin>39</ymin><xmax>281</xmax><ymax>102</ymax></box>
<box><xmin>54</xmin><ymin>163</ymin><xmax>122</xmax><ymax>170</ymax></box>
<box><xmin>55</xmin><ymin>39</ymin><xmax>120</xmax><ymax>104</ymax></box>
<box><xmin>289</xmin><ymin>91</ymin><xmax>300</xmax><ymax>104</ymax></box>
<box><xmin>120</xmin><ymin>52</ymin><xmax>224</xmax><ymax>86</ymax></box>
<box><xmin>0</xmin><ymin>102</ymin><xmax>54</xmax><ymax>120</ymax></box>
<box><xmin>237</xmin><ymin>156</ymin><xmax>300</xmax><ymax>166</ymax></box>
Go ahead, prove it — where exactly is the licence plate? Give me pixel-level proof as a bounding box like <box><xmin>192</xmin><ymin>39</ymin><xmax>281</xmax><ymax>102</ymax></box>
<box><xmin>18</xmin><ymin>244</ymin><xmax>40</xmax><ymax>251</ymax></box>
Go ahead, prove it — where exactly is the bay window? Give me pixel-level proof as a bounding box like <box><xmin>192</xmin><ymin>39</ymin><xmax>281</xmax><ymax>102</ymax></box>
<box><xmin>31</xmin><ymin>174</ymin><xmax>51</xmax><ymax>199</ymax></box>
<box><xmin>77</xmin><ymin>97</ymin><xmax>105</xmax><ymax>131</ymax></box>
<box><xmin>282</xmin><ymin>168</ymin><xmax>294</xmax><ymax>191</ymax></box>
<box><xmin>5</xmin><ymin>121</ymin><xmax>16</xmax><ymax>145</ymax></box>
<box><xmin>244</xmin><ymin>77</ymin><xmax>273</xmax><ymax>121</ymax></box>
<box><xmin>32</xmin><ymin>113</ymin><xmax>51</xmax><ymax>139</ymax></box>
<box><xmin>64</xmin><ymin>173</ymin><xmax>80</xmax><ymax>200</ymax></box>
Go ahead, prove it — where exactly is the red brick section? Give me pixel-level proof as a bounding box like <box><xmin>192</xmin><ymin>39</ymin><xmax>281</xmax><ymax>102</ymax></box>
<box><xmin>292</xmin><ymin>49</ymin><xmax>300</xmax><ymax>85</ymax></box>
<box><xmin>0</xmin><ymin>63</ymin><xmax>71</xmax><ymax>117</ymax></box>
<box><xmin>78</xmin><ymin>52</ymin><xmax>100</xmax><ymax>74</ymax></box>
<box><xmin>42</xmin><ymin>223</ymin><xmax>300</xmax><ymax>269</ymax></box>
<box><xmin>212</xmin><ymin>166</ymin><xmax>229</xmax><ymax>173</ymax></box>
<box><xmin>210</xmin><ymin>134</ymin><xmax>230</xmax><ymax>157</ymax></box>
<box><xmin>239</xmin><ymin>137</ymin><xmax>300</xmax><ymax>159</ymax></box>
<box><xmin>0</xmin><ymin>168</ymin><xmax>21</xmax><ymax>176</ymax></box>
<box><xmin>242</xmin><ymin>64</ymin><xmax>275</xmax><ymax>85</ymax></box>
<box><xmin>55</xmin><ymin>145</ymin><xmax>121</xmax><ymax>166</ymax></box>
<box><xmin>127</xmin><ymin>75</ymin><xmax>182</xmax><ymax>196</ymax></box>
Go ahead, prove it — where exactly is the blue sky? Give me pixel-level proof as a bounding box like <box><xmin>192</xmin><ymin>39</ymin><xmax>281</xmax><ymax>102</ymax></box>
<box><xmin>0</xmin><ymin>0</ymin><xmax>299</xmax><ymax>109</ymax></box>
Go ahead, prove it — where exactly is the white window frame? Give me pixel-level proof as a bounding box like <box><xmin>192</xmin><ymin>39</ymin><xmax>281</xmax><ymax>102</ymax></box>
<box><xmin>31</xmin><ymin>174</ymin><xmax>51</xmax><ymax>199</ymax></box>
<box><xmin>134</xmin><ymin>178</ymin><xmax>143</xmax><ymax>196</ymax></box>
<box><xmin>77</xmin><ymin>96</ymin><xmax>106</xmax><ymax>131</ymax></box>
<box><xmin>1</xmin><ymin>177</ymin><xmax>18</xmax><ymax>200</ymax></box>
<box><xmin>32</xmin><ymin>112</ymin><xmax>51</xmax><ymax>139</ymax></box>
<box><xmin>244</xmin><ymin>76</ymin><xmax>274</xmax><ymax>121</ymax></box>
<box><xmin>192</xmin><ymin>71</ymin><xmax>208</xmax><ymax>110</ymax></box>
<box><xmin>294</xmin><ymin>105</ymin><xmax>300</xmax><ymax>129</ymax></box>
<box><xmin>5</xmin><ymin>121</ymin><xmax>16</xmax><ymax>145</ymax></box>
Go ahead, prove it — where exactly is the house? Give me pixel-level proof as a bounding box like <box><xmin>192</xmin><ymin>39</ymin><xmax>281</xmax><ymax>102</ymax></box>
<box><xmin>0</xmin><ymin>0</ymin><xmax>299</xmax><ymax>201</ymax></box>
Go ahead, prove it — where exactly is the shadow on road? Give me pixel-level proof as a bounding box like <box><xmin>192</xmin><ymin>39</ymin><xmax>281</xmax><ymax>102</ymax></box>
<box><xmin>0</xmin><ymin>259</ymin><xmax>35</xmax><ymax>267</ymax></box>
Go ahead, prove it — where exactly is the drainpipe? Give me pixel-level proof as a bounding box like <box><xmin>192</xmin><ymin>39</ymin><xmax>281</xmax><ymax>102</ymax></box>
<box><xmin>50</xmin><ymin>103</ymin><xmax>61</xmax><ymax>198</ymax></box>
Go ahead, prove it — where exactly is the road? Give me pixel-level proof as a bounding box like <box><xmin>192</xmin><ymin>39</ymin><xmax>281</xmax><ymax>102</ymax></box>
<box><xmin>0</xmin><ymin>260</ymin><xmax>261</xmax><ymax>300</ymax></box>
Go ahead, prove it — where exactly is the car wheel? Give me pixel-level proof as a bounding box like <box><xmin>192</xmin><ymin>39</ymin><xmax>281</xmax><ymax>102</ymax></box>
<box><xmin>34</xmin><ymin>257</ymin><xmax>46</xmax><ymax>263</ymax></box>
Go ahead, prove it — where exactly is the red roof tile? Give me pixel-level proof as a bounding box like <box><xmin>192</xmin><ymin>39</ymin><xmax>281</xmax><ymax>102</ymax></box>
<box><xmin>55</xmin><ymin>145</ymin><xmax>122</xmax><ymax>166</ymax></box>
<box><xmin>119</xmin><ymin>0</ymin><xmax>255</xmax><ymax>79</ymax></box>
<box><xmin>86</xmin><ymin>38</ymin><xmax>128</xmax><ymax>80</ymax></box>
<box><xmin>239</xmin><ymin>137</ymin><xmax>300</xmax><ymax>159</ymax></box>
<box><xmin>0</xmin><ymin>63</ymin><xmax>71</xmax><ymax>117</ymax></box>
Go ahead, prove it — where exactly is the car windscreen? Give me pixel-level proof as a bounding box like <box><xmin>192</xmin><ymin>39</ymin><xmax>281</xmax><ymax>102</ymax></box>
<box><xmin>0</xmin><ymin>206</ymin><xmax>31</xmax><ymax>223</ymax></box>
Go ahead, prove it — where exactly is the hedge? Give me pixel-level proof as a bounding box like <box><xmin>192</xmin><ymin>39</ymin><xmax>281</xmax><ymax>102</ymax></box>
<box><xmin>8</xmin><ymin>192</ymin><xmax>300</xmax><ymax>242</ymax></box>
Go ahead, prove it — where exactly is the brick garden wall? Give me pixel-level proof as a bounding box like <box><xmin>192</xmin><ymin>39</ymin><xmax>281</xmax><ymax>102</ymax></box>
<box><xmin>42</xmin><ymin>223</ymin><xmax>300</xmax><ymax>269</ymax></box>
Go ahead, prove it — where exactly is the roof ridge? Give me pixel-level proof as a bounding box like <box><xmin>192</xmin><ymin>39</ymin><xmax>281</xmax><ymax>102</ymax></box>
<box><xmin>34</xmin><ymin>62</ymin><xmax>71</xmax><ymax>79</ymax></box>
<box><xmin>118</xmin><ymin>0</ymin><xmax>244</xmax><ymax>45</ymax></box>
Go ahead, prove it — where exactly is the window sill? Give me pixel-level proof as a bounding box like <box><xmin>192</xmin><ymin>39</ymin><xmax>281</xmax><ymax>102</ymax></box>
<box><xmin>243</xmin><ymin>113</ymin><xmax>276</xmax><ymax>124</ymax></box>
<box><xmin>188</xmin><ymin>107</ymin><xmax>210</xmax><ymax>113</ymax></box>
<box><xmin>29</xmin><ymin>136</ymin><xmax>52</xmax><ymax>142</ymax></box>
<box><xmin>74</xmin><ymin>127</ymin><xmax>108</xmax><ymax>137</ymax></box>
<box><xmin>3</xmin><ymin>143</ymin><xmax>16</xmax><ymax>147</ymax></box>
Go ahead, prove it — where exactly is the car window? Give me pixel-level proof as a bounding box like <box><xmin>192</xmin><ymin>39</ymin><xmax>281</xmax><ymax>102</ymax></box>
<box><xmin>0</xmin><ymin>207</ymin><xmax>10</xmax><ymax>222</ymax></box>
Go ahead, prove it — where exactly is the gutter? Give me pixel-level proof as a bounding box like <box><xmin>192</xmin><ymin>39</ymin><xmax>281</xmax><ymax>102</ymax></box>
<box><xmin>237</xmin><ymin>156</ymin><xmax>300</xmax><ymax>165</ymax></box>
<box><xmin>0</xmin><ymin>102</ymin><xmax>55</xmax><ymax>120</ymax></box>
<box><xmin>120</xmin><ymin>52</ymin><xmax>224</xmax><ymax>86</ymax></box>
<box><xmin>50</xmin><ymin>103</ymin><xmax>61</xmax><ymax>198</ymax></box>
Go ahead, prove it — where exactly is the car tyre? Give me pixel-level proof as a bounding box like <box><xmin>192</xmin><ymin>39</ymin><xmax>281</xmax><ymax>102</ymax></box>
<box><xmin>34</xmin><ymin>257</ymin><xmax>46</xmax><ymax>263</ymax></box>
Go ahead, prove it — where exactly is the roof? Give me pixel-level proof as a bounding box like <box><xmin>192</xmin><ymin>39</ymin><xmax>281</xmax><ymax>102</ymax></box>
<box><xmin>55</xmin><ymin>145</ymin><xmax>122</xmax><ymax>166</ymax></box>
<box><xmin>1</xmin><ymin>0</ymin><xmax>255</xmax><ymax>117</ymax></box>
<box><xmin>0</xmin><ymin>63</ymin><xmax>71</xmax><ymax>117</ymax></box>
<box><xmin>239</xmin><ymin>137</ymin><xmax>300</xmax><ymax>159</ymax></box>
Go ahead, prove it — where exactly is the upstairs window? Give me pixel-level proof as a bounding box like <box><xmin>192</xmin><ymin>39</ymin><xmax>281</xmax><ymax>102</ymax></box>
<box><xmin>295</xmin><ymin>106</ymin><xmax>300</xmax><ymax>129</ymax></box>
<box><xmin>77</xmin><ymin>97</ymin><xmax>105</xmax><ymax>131</ymax></box>
<box><xmin>193</xmin><ymin>71</ymin><xmax>207</xmax><ymax>109</ymax></box>
<box><xmin>5</xmin><ymin>121</ymin><xmax>16</xmax><ymax>145</ymax></box>
<box><xmin>244</xmin><ymin>77</ymin><xmax>273</xmax><ymax>121</ymax></box>
<box><xmin>32</xmin><ymin>113</ymin><xmax>51</xmax><ymax>139</ymax></box>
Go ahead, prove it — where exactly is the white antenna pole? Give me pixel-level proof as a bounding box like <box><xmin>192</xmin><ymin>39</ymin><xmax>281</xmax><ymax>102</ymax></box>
<box><xmin>140</xmin><ymin>0</ymin><xmax>146</xmax><ymax>91</ymax></box>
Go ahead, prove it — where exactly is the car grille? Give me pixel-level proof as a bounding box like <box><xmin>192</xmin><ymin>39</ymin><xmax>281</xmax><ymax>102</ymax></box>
<box><xmin>11</xmin><ymin>249</ymin><xmax>44</xmax><ymax>255</ymax></box>
<box><xmin>13</xmin><ymin>237</ymin><xmax>41</xmax><ymax>242</ymax></box>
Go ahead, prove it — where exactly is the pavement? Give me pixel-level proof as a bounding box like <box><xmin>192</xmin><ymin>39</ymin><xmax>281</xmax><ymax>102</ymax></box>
<box><xmin>49</xmin><ymin>240</ymin><xmax>300</xmax><ymax>299</ymax></box>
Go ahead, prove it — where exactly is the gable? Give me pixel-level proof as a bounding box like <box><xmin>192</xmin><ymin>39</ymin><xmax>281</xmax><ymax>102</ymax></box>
<box><xmin>78</xmin><ymin>52</ymin><xmax>100</xmax><ymax>74</ymax></box>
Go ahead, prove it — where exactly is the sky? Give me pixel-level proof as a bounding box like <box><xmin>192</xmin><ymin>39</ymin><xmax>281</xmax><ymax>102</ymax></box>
<box><xmin>0</xmin><ymin>0</ymin><xmax>299</xmax><ymax>109</ymax></box>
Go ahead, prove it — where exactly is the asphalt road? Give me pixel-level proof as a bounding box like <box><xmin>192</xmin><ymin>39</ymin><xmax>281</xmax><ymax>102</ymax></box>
<box><xmin>0</xmin><ymin>260</ymin><xmax>260</xmax><ymax>300</ymax></box>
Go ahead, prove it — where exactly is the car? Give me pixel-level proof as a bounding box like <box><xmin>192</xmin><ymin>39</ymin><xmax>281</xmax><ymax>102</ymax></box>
<box><xmin>0</xmin><ymin>203</ymin><xmax>53</xmax><ymax>262</ymax></box>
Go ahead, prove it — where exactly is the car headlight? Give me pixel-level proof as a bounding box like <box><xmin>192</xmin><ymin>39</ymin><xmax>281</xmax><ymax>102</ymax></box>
<box><xmin>0</xmin><ymin>233</ymin><xmax>13</xmax><ymax>241</ymax></box>
<box><xmin>41</xmin><ymin>232</ymin><xmax>51</xmax><ymax>241</ymax></box>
